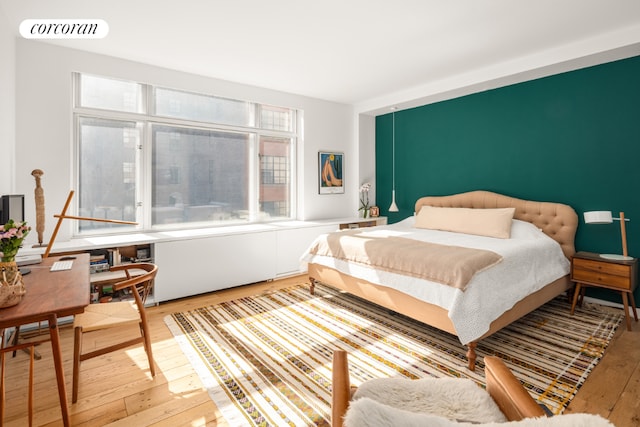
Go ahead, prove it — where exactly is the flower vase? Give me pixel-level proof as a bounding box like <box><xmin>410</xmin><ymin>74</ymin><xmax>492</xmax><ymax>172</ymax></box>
<box><xmin>0</xmin><ymin>260</ymin><xmax>26</xmax><ymax>308</ymax></box>
<box><xmin>362</xmin><ymin>208</ymin><xmax>369</xmax><ymax>218</ymax></box>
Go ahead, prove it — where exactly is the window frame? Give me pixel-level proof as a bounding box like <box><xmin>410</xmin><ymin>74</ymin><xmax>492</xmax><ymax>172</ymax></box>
<box><xmin>72</xmin><ymin>73</ymin><xmax>299</xmax><ymax>236</ymax></box>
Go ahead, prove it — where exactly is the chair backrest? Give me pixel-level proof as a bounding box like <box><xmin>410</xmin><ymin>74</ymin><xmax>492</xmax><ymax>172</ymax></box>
<box><xmin>484</xmin><ymin>356</ymin><xmax>546</xmax><ymax>420</ymax></box>
<box><xmin>111</xmin><ymin>263</ymin><xmax>158</xmax><ymax>308</ymax></box>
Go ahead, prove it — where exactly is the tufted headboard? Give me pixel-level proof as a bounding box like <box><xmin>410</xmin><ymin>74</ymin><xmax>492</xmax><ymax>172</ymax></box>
<box><xmin>414</xmin><ymin>190</ymin><xmax>578</xmax><ymax>259</ymax></box>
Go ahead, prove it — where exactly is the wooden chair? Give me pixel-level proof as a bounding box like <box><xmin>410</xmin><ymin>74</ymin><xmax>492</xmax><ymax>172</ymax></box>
<box><xmin>1</xmin><ymin>329</ymin><xmax>43</xmax><ymax>426</ymax></box>
<box><xmin>72</xmin><ymin>263</ymin><xmax>158</xmax><ymax>403</ymax></box>
<box><xmin>332</xmin><ymin>350</ymin><xmax>546</xmax><ymax>427</ymax></box>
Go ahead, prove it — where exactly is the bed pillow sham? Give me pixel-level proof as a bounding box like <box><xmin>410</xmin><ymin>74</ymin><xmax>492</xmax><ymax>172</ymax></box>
<box><xmin>414</xmin><ymin>206</ymin><xmax>516</xmax><ymax>239</ymax></box>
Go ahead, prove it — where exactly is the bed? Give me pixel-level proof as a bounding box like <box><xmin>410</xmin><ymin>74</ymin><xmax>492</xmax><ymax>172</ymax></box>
<box><xmin>301</xmin><ymin>190</ymin><xmax>578</xmax><ymax>371</ymax></box>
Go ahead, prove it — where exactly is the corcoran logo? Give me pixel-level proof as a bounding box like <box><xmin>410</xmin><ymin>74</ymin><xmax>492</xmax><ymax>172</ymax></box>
<box><xmin>19</xmin><ymin>19</ymin><xmax>109</xmax><ymax>39</ymax></box>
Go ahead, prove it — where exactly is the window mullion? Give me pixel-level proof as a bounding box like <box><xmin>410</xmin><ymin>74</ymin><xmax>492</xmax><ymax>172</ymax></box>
<box><xmin>248</xmin><ymin>133</ymin><xmax>259</xmax><ymax>221</ymax></box>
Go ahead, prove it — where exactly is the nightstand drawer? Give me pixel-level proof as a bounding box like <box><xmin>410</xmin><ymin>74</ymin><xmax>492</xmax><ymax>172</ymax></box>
<box><xmin>572</xmin><ymin>257</ymin><xmax>630</xmax><ymax>277</ymax></box>
<box><xmin>571</xmin><ymin>267</ymin><xmax>632</xmax><ymax>290</ymax></box>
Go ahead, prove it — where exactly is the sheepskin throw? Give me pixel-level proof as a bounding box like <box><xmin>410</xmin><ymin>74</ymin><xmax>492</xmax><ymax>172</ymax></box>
<box><xmin>344</xmin><ymin>397</ymin><xmax>614</xmax><ymax>427</ymax></box>
<box><xmin>352</xmin><ymin>377</ymin><xmax>506</xmax><ymax>423</ymax></box>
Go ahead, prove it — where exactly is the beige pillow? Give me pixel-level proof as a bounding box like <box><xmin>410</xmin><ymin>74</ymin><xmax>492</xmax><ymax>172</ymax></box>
<box><xmin>415</xmin><ymin>206</ymin><xmax>516</xmax><ymax>239</ymax></box>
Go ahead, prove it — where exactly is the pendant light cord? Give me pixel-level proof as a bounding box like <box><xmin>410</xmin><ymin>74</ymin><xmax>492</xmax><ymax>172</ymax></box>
<box><xmin>392</xmin><ymin>112</ymin><xmax>395</xmax><ymax>192</ymax></box>
<box><xmin>388</xmin><ymin>111</ymin><xmax>399</xmax><ymax>212</ymax></box>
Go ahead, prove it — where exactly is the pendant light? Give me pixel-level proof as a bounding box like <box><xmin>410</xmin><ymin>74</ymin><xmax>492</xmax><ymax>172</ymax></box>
<box><xmin>388</xmin><ymin>110</ymin><xmax>399</xmax><ymax>212</ymax></box>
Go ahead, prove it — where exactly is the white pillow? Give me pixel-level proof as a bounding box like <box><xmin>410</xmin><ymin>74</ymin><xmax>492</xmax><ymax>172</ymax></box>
<box><xmin>510</xmin><ymin>219</ymin><xmax>545</xmax><ymax>240</ymax></box>
<box><xmin>414</xmin><ymin>206</ymin><xmax>516</xmax><ymax>239</ymax></box>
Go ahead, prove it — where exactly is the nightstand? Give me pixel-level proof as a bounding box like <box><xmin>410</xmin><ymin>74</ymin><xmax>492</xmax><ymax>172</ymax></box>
<box><xmin>338</xmin><ymin>217</ymin><xmax>387</xmax><ymax>230</ymax></box>
<box><xmin>570</xmin><ymin>251</ymin><xmax>638</xmax><ymax>331</ymax></box>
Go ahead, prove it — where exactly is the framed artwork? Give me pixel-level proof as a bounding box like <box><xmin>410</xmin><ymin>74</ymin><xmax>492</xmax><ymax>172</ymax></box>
<box><xmin>369</xmin><ymin>206</ymin><xmax>380</xmax><ymax>217</ymax></box>
<box><xmin>318</xmin><ymin>151</ymin><xmax>344</xmax><ymax>194</ymax></box>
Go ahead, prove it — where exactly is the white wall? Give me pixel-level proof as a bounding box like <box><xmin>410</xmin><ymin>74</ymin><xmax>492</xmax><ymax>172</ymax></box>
<box><xmin>0</xmin><ymin>7</ymin><xmax>16</xmax><ymax>194</ymax></box>
<box><xmin>357</xmin><ymin>114</ymin><xmax>376</xmax><ymax>206</ymax></box>
<box><xmin>15</xmin><ymin>40</ymin><xmax>359</xmax><ymax>245</ymax></box>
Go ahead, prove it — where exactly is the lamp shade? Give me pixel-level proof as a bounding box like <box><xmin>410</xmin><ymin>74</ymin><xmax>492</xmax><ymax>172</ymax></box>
<box><xmin>388</xmin><ymin>190</ymin><xmax>399</xmax><ymax>212</ymax></box>
<box><xmin>583</xmin><ymin>210</ymin><xmax>633</xmax><ymax>261</ymax></box>
<box><xmin>584</xmin><ymin>211</ymin><xmax>613</xmax><ymax>224</ymax></box>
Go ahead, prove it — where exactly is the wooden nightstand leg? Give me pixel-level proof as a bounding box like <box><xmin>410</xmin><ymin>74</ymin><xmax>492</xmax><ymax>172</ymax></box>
<box><xmin>570</xmin><ymin>283</ymin><xmax>582</xmax><ymax>315</ymax></box>
<box><xmin>621</xmin><ymin>292</ymin><xmax>632</xmax><ymax>331</ymax></box>
<box><xmin>629</xmin><ymin>292</ymin><xmax>638</xmax><ymax>322</ymax></box>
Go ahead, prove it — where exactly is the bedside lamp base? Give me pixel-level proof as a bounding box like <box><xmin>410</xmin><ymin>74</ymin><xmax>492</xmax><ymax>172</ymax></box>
<box><xmin>599</xmin><ymin>253</ymin><xmax>634</xmax><ymax>261</ymax></box>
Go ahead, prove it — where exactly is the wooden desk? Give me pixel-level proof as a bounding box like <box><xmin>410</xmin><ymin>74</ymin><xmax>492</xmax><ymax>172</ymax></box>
<box><xmin>0</xmin><ymin>254</ymin><xmax>89</xmax><ymax>426</ymax></box>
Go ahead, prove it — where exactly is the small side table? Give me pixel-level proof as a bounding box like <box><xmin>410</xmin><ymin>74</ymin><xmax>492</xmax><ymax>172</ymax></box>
<box><xmin>570</xmin><ymin>251</ymin><xmax>638</xmax><ymax>331</ymax></box>
<box><xmin>338</xmin><ymin>217</ymin><xmax>387</xmax><ymax>230</ymax></box>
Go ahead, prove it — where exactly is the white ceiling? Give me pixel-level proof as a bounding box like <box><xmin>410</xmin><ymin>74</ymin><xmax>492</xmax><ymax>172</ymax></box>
<box><xmin>3</xmin><ymin>0</ymin><xmax>640</xmax><ymax>113</ymax></box>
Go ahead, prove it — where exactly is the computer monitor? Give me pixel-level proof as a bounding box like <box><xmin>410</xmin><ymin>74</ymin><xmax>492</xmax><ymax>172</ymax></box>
<box><xmin>0</xmin><ymin>194</ymin><xmax>25</xmax><ymax>224</ymax></box>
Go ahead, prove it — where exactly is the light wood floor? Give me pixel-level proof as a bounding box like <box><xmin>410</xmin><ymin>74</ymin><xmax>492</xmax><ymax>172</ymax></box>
<box><xmin>2</xmin><ymin>275</ymin><xmax>639</xmax><ymax>426</ymax></box>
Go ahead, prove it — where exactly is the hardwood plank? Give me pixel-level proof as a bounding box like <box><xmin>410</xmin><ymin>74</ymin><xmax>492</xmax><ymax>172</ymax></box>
<box><xmin>564</xmin><ymin>331</ymin><xmax>634</xmax><ymax>416</ymax></box>
<box><xmin>105</xmin><ymin>389</ymin><xmax>216</xmax><ymax>426</ymax></box>
<box><xmin>148</xmin><ymin>401</ymin><xmax>226</xmax><ymax>427</ymax></box>
<box><xmin>564</xmin><ymin>318</ymin><xmax>640</xmax><ymax>426</ymax></box>
<box><xmin>122</xmin><ymin>373</ymin><xmax>206</xmax><ymax>415</ymax></box>
<box><xmin>69</xmin><ymin>399</ymin><xmax>128</xmax><ymax>427</ymax></box>
<box><xmin>607</xmin><ymin>337</ymin><xmax>640</xmax><ymax>427</ymax></box>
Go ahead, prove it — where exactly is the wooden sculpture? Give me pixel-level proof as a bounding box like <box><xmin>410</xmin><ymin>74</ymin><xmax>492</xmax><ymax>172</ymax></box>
<box><xmin>31</xmin><ymin>169</ymin><xmax>46</xmax><ymax>247</ymax></box>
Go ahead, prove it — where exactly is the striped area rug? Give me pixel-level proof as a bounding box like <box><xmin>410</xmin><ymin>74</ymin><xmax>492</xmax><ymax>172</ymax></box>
<box><xmin>164</xmin><ymin>283</ymin><xmax>623</xmax><ymax>426</ymax></box>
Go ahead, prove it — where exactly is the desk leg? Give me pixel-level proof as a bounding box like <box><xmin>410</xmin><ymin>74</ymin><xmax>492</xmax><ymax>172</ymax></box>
<box><xmin>48</xmin><ymin>314</ymin><xmax>71</xmax><ymax>427</ymax></box>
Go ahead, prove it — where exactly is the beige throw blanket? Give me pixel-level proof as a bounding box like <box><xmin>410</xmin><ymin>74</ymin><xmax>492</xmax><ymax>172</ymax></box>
<box><xmin>307</xmin><ymin>230</ymin><xmax>503</xmax><ymax>291</ymax></box>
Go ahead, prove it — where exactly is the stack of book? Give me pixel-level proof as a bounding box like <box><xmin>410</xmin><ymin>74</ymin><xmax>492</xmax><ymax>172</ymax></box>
<box><xmin>89</xmin><ymin>253</ymin><xmax>110</xmax><ymax>274</ymax></box>
<box><xmin>107</xmin><ymin>248</ymin><xmax>122</xmax><ymax>266</ymax></box>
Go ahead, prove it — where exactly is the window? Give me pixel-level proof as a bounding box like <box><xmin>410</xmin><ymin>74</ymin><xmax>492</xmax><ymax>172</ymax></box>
<box><xmin>79</xmin><ymin>74</ymin><xmax>143</xmax><ymax>113</ymax></box>
<box><xmin>260</xmin><ymin>136</ymin><xmax>291</xmax><ymax>218</ymax></box>
<box><xmin>74</xmin><ymin>73</ymin><xmax>298</xmax><ymax>234</ymax></box>
<box><xmin>154</xmin><ymin>87</ymin><xmax>255</xmax><ymax>127</ymax></box>
<box><xmin>152</xmin><ymin>125</ymin><xmax>253</xmax><ymax>225</ymax></box>
<box><xmin>77</xmin><ymin>117</ymin><xmax>140</xmax><ymax>233</ymax></box>
<box><xmin>260</xmin><ymin>105</ymin><xmax>294</xmax><ymax>132</ymax></box>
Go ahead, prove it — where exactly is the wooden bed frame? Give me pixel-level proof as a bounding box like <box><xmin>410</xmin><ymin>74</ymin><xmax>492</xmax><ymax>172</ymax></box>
<box><xmin>308</xmin><ymin>190</ymin><xmax>579</xmax><ymax>371</ymax></box>
<box><xmin>331</xmin><ymin>350</ymin><xmax>547</xmax><ymax>427</ymax></box>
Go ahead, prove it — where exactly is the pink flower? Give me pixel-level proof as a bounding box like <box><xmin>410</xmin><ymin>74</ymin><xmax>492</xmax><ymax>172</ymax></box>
<box><xmin>0</xmin><ymin>219</ymin><xmax>31</xmax><ymax>261</ymax></box>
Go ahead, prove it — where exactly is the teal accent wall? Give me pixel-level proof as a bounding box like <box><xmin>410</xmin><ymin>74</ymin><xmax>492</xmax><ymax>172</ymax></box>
<box><xmin>376</xmin><ymin>55</ymin><xmax>640</xmax><ymax>305</ymax></box>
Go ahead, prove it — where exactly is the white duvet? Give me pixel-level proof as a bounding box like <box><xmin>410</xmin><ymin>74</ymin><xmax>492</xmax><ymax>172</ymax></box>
<box><xmin>300</xmin><ymin>217</ymin><xmax>570</xmax><ymax>344</ymax></box>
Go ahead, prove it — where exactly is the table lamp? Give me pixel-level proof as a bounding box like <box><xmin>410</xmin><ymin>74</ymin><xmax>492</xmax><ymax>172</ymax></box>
<box><xmin>583</xmin><ymin>210</ymin><xmax>632</xmax><ymax>260</ymax></box>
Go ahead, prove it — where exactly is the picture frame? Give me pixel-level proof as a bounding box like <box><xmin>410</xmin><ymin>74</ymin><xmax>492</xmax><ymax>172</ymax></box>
<box><xmin>318</xmin><ymin>151</ymin><xmax>344</xmax><ymax>194</ymax></box>
<box><xmin>369</xmin><ymin>206</ymin><xmax>380</xmax><ymax>217</ymax></box>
